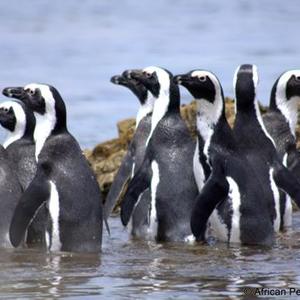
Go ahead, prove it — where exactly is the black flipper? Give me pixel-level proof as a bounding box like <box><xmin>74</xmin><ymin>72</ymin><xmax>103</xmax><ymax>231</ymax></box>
<box><xmin>9</xmin><ymin>167</ymin><xmax>51</xmax><ymax>247</ymax></box>
<box><xmin>273</xmin><ymin>160</ymin><xmax>300</xmax><ymax>208</ymax></box>
<box><xmin>191</xmin><ymin>161</ymin><xmax>229</xmax><ymax>241</ymax></box>
<box><xmin>103</xmin><ymin>148</ymin><xmax>134</xmax><ymax>220</ymax></box>
<box><xmin>120</xmin><ymin>156</ymin><xmax>151</xmax><ymax>226</ymax></box>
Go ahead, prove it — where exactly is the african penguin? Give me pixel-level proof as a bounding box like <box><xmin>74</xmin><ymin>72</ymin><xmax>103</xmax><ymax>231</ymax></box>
<box><xmin>0</xmin><ymin>100</ymin><xmax>49</xmax><ymax>248</ymax></box>
<box><xmin>175</xmin><ymin>70</ymin><xmax>275</xmax><ymax>245</ymax></box>
<box><xmin>104</xmin><ymin>73</ymin><xmax>154</xmax><ymax>238</ymax></box>
<box><xmin>0</xmin><ymin>144</ymin><xmax>22</xmax><ymax>248</ymax></box>
<box><xmin>232</xmin><ymin>64</ymin><xmax>300</xmax><ymax>232</ymax></box>
<box><xmin>263</xmin><ymin>70</ymin><xmax>300</xmax><ymax>229</ymax></box>
<box><xmin>3</xmin><ymin>84</ymin><xmax>103</xmax><ymax>253</ymax></box>
<box><xmin>120</xmin><ymin>66</ymin><xmax>198</xmax><ymax>242</ymax></box>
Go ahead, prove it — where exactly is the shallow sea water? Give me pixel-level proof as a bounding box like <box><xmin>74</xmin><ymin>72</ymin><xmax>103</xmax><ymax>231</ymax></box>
<box><xmin>0</xmin><ymin>213</ymin><xmax>300</xmax><ymax>299</ymax></box>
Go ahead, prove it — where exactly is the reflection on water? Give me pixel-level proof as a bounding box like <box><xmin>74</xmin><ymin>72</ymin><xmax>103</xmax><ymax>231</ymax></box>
<box><xmin>0</xmin><ymin>212</ymin><xmax>300</xmax><ymax>299</ymax></box>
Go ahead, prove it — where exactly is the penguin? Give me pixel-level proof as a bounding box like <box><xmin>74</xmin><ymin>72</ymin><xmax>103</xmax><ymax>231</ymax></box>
<box><xmin>263</xmin><ymin>70</ymin><xmax>300</xmax><ymax>229</ymax></box>
<box><xmin>120</xmin><ymin>66</ymin><xmax>198</xmax><ymax>242</ymax></box>
<box><xmin>0</xmin><ymin>100</ymin><xmax>49</xmax><ymax>248</ymax></box>
<box><xmin>3</xmin><ymin>84</ymin><xmax>103</xmax><ymax>253</ymax></box>
<box><xmin>232</xmin><ymin>64</ymin><xmax>300</xmax><ymax>232</ymax></box>
<box><xmin>174</xmin><ymin>70</ymin><xmax>276</xmax><ymax>245</ymax></box>
<box><xmin>0</xmin><ymin>144</ymin><xmax>22</xmax><ymax>248</ymax></box>
<box><xmin>0</xmin><ymin>100</ymin><xmax>37</xmax><ymax>189</ymax></box>
<box><xmin>104</xmin><ymin>73</ymin><xmax>154</xmax><ymax>237</ymax></box>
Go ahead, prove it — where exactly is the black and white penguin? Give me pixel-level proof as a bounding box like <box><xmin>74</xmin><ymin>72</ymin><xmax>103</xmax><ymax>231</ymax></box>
<box><xmin>3</xmin><ymin>83</ymin><xmax>103</xmax><ymax>252</ymax></box>
<box><xmin>175</xmin><ymin>70</ymin><xmax>275</xmax><ymax>245</ymax></box>
<box><xmin>104</xmin><ymin>73</ymin><xmax>154</xmax><ymax>237</ymax></box>
<box><xmin>0</xmin><ymin>100</ymin><xmax>49</xmax><ymax>247</ymax></box>
<box><xmin>0</xmin><ymin>100</ymin><xmax>37</xmax><ymax>189</ymax></box>
<box><xmin>0</xmin><ymin>144</ymin><xmax>22</xmax><ymax>248</ymax></box>
<box><xmin>263</xmin><ymin>70</ymin><xmax>300</xmax><ymax>229</ymax></box>
<box><xmin>232</xmin><ymin>64</ymin><xmax>300</xmax><ymax>231</ymax></box>
<box><xmin>120</xmin><ymin>66</ymin><xmax>198</xmax><ymax>242</ymax></box>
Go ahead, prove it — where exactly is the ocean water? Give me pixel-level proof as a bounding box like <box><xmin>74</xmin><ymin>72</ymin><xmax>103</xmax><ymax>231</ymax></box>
<box><xmin>0</xmin><ymin>0</ymin><xmax>299</xmax><ymax>148</ymax></box>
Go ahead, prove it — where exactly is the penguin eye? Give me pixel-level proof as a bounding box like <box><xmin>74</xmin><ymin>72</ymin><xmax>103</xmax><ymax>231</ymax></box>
<box><xmin>199</xmin><ymin>76</ymin><xmax>207</xmax><ymax>82</ymax></box>
<box><xmin>27</xmin><ymin>89</ymin><xmax>35</xmax><ymax>96</ymax></box>
<box><xmin>2</xmin><ymin>107</ymin><xmax>9</xmax><ymax>113</ymax></box>
<box><xmin>143</xmin><ymin>72</ymin><xmax>152</xmax><ymax>78</ymax></box>
<box><xmin>296</xmin><ymin>76</ymin><xmax>300</xmax><ymax>81</ymax></box>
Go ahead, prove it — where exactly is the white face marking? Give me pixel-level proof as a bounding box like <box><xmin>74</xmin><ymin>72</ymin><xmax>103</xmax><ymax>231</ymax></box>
<box><xmin>135</xmin><ymin>91</ymin><xmax>155</xmax><ymax>127</ymax></box>
<box><xmin>193</xmin><ymin>139</ymin><xmax>205</xmax><ymax>191</ymax></box>
<box><xmin>145</xmin><ymin>67</ymin><xmax>171</xmax><ymax>146</ymax></box>
<box><xmin>48</xmin><ymin>181</ymin><xmax>61</xmax><ymax>251</ymax></box>
<box><xmin>25</xmin><ymin>84</ymin><xmax>57</xmax><ymax>160</ymax></box>
<box><xmin>275</xmin><ymin>70</ymin><xmax>300</xmax><ymax>135</ymax></box>
<box><xmin>0</xmin><ymin>101</ymin><xmax>26</xmax><ymax>148</ymax></box>
<box><xmin>269</xmin><ymin>168</ymin><xmax>280</xmax><ymax>232</ymax></box>
<box><xmin>227</xmin><ymin>177</ymin><xmax>241</xmax><ymax>243</ymax></box>
<box><xmin>192</xmin><ymin>71</ymin><xmax>223</xmax><ymax>158</ymax></box>
<box><xmin>148</xmin><ymin>160</ymin><xmax>159</xmax><ymax>239</ymax></box>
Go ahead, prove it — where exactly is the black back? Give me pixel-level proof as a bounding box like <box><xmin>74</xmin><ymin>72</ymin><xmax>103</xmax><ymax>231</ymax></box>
<box><xmin>233</xmin><ymin>65</ymin><xmax>300</xmax><ymax>231</ymax></box>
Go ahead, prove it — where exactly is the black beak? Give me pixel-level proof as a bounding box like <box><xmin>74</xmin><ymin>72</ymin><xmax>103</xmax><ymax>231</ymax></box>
<box><xmin>2</xmin><ymin>87</ymin><xmax>25</xmax><ymax>99</ymax></box>
<box><xmin>110</xmin><ymin>75</ymin><xmax>123</xmax><ymax>84</ymax></box>
<box><xmin>173</xmin><ymin>74</ymin><xmax>190</xmax><ymax>85</ymax></box>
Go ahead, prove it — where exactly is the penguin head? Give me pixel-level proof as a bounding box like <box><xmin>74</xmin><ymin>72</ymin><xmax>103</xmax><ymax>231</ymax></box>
<box><xmin>270</xmin><ymin>70</ymin><xmax>300</xmax><ymax>109</ymax></box>
<box><xmin>110</xmin><ymin>74</ymin><xmax>148</xmax><ymax>105</ymax></box>
<box><xmin>233</xmin><ymin>64</ymin><xmax>259</xmax><ymax>110</ymax></box>
<box><xmin>126</xmin><ymin>66</ymin><xmax>178</xmax><ymax>98</ymax></box>
<box><xmin>0</xmin><ymin>101</ymin><xmax>35</xmax><ymax>146</ymax></box>
<box><xmin>0</xmin><ymin>102</ymin><xmax>17</xmax><ymax>132</ymax></box>
<box><xmin>3</xmin><ymin>83</ymin><xmax>66</xmax><ymax>132</ymax></box>
<box><xmin>174</xmin><ymin>70</ymin><xmax>223</xmax><ymax>104</ymax></box>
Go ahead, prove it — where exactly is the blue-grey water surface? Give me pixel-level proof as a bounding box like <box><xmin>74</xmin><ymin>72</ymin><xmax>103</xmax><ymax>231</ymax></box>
<box><xmin>0</xmin><ymin>0</ymin><xmax>299</xmax><ymax>147</ymax></box>
<box><xmin>1</xmin><ymin>1</ymin><xmax>300</xmax><ymax>299</ymax></box>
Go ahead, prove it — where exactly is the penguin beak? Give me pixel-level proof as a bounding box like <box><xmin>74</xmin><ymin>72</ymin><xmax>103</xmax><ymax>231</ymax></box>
<box><xmin>111</xmin><ymin>75</ymin><xmax>125</xmax><ymax>85</ymax></box>
<box><xmin>173</xmin><ymin>74</ymin><xmax>190</xmax><ymax>85</ymax></box>
<box><xmin>2</xmin><ymin>87</ymin><xmax>25</xmax><ymax>99</ymax></box>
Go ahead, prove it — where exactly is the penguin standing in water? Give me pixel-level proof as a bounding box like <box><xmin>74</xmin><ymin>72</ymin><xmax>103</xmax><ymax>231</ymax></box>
<box><xmin>175</xmin><ymin>70</ymin><xmax>275</xmax><ymax>245</ymax></box>
<box><xmin>105</xmin><ymin>73</ymin><xmax>154</xmax><ymax>237</ymax></box>
<box><xmin>3</xmin><ymin>84</ymin><xmax>103</xmax><ymax>253</ymax></box>
<box><xmin>232</xmin><ymin>64</ymin><xmax>300</xmax><ymax>231</ymax></box>
<box><xmin>120</xmin><ymin>66</ymin><xmax>198</xmax><ymax>242</ymax></box>
<box><xmin>0</xmin><ymin>100</ymin><xmax>48</xmax><ymax>247</ymax></box>
<box><xmin>263</xmin><ymin>70</ymin><xmax>300</xmax><ymax>229</ymax></box>
<box><xmin>0</xmin><ymin>144</ymin><xmax>22</xmax><ymax>248</ymax></box>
